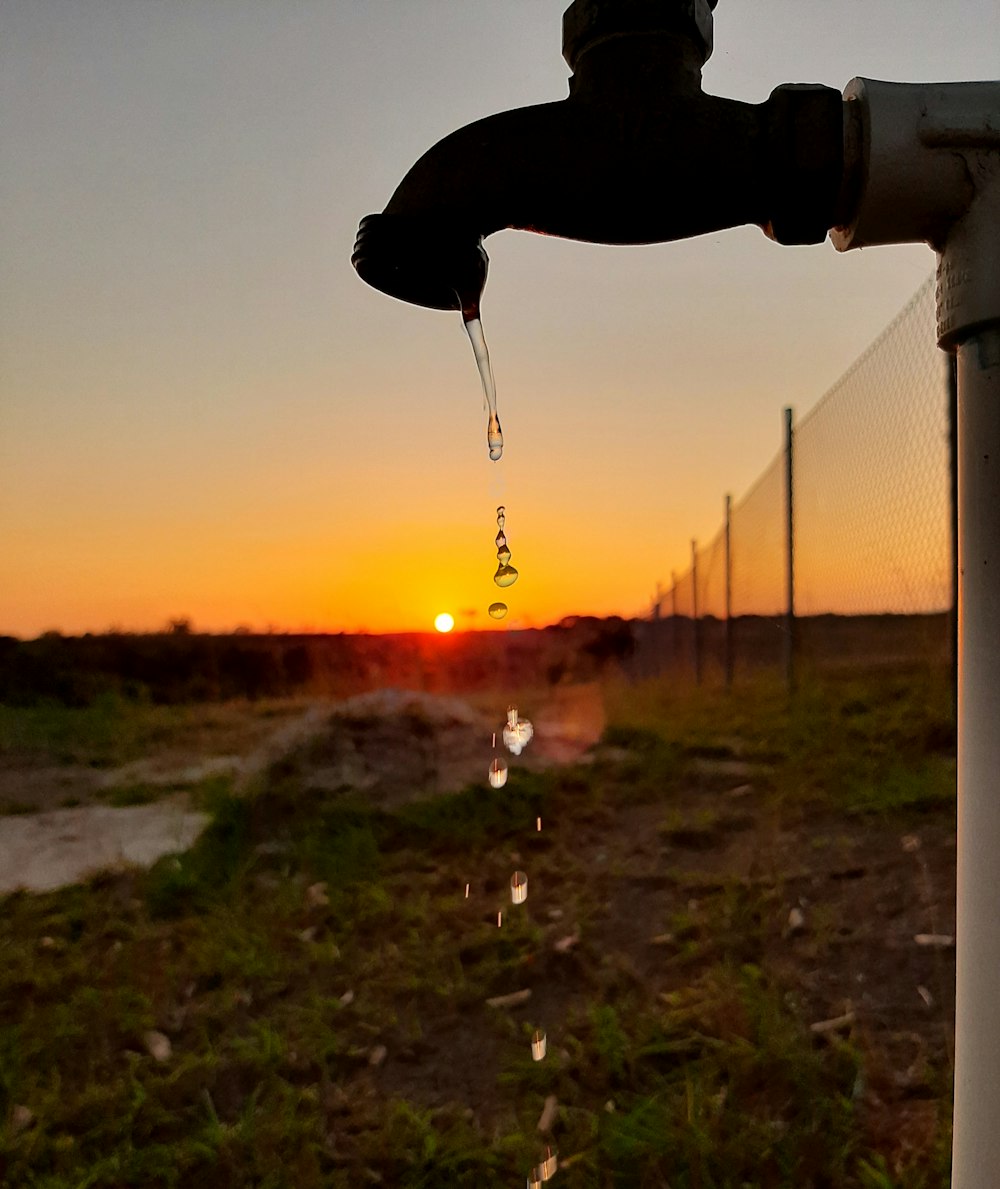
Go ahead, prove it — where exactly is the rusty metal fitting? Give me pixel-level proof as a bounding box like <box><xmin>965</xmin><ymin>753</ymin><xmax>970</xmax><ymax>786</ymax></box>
<box><xmin>562</xmin><ymin>0</ymin><xmax>716</xmax><ymax>73</ymax></box>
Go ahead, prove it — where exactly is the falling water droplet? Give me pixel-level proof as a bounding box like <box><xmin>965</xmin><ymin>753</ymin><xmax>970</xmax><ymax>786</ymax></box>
<box><xmin>497</xmin><ymin>910</ymin><xmax>503</xmax><ymax>928</ymax></box>
<box><xmin>463</xmin><ymin>315</ymin><xmax>503</xmax><ymax>461</ymax></box>
<box><xmin>465</xmin><ymin>883</ymin><xmax>470</xmax><ymax>899</ymax></box>
<box><xmin>495</xmin><ymin>529</ymin><xmax>507</xmax><ymax>550</ymax></box>
<box><xmin>488</xmin><ymin>757</ymin><xmax>508</xmax><ymax>788</ymax></box>
<box><xmin>536</xmin><ymin>816</ymin><xmax>542</xmax><ymax>832</ymax></box>
<box><xmin>511</xmin><ymin>870</ymin><xmax>528</xmax><ymax>905</ymax></box>
<box><xmin>487</xmin><ymin>411</ymin><xmax>503</xmax><ymax>461</ymax></box>
<box><xmin>494</xmin><ymin>563</ymin><xmax>519</xmax><ymax>588</ymax></box>
<box><xmin>531</xmin><ymin>1029</ymin><xmax>547</xmax><ymax>1061</ymax></box>
<box><xmin>496</xmin><ymin>506</ymin><xmax>505</xmax><ymax>530</ymax></box>
<box><xmin>496</xmin><ymin>546</ymin><xmax>512</xmax><ymax>566</ymax></box>
<box><xmin>488</xmin><ymin>602</ymin><xmax>508</xmax><ymax>620</ymax></box>
<box><xmin>539</xmin><ymin>1147</ymin><xmax>558</xmax><ymax>1181</ymax></box>
<box><xmin>503</xmin><ymin>706</ymin><xmax>534</xmax><ymax>755</ymax></box>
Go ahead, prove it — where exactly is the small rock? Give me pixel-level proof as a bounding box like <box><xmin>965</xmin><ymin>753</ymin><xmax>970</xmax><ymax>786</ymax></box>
<box><xmin>649</xmin><ymin>933</ymin><xmax>675</xmax><ymax>946</ymax></box>
<box><xmin>11</xmin><ymin>1104</ymin><xmax>34</xmax><ymax>1132</ymax></box>
<box><xmin>144</xmin><ymin>1030</ymin><xmax>172</xmax><ymax>1062</ymax></box>
<box><xmin>787</xmin><ymin>907</ymin><xmax>806</xmax><ymax>935</ymax></box>
<box><xmin>917</xmin><ymin>985</ymin><xmax>934</xmax><ymax>1008</ymax></box>
<box><xmin>298</xmin><ymin>926</ymin><xmax>318</xmax><ymax>942</ymax></box>
<box><xmin>604</xmin><ymin>1099</ymin><xmax>616</xmax><ymax>1114</ymax></box>
<box><xmin>553</xmin><ymin>933</ymin><xmax>580</xmax><ymax>954</ymax></box>
<box><xmin>901</xmin><ymin>834</ymin><xmax>921</xmax><ymax>853</ymax></box>
<box><xmin>486</xmin><ymin>988</ymin><xmax>532</xmax><ymax>1009</ymax></box>
<box><xmin>306</xmin><ymin>881</ymin><xmax>330</xmax><ymax>908</ymax></box>
<box><xmin>914</xmin><ymin>933</ymin><xmax>954</xmax><ymax>948</ymax></box>
<box><xmin>368</xmin><ymin>1044</ymin><xmax>387</xmax><ymax>1067</ymax></box>
<box><xmin>547</xmin><ymin>908</ymin><xmax>564</xmax><ymax>921</ymax></box>
<box><xmin>339</xmin><ymin>989</ymin><xmax>355</xmax><ymax>1006</ymax></box>
<box><xmin>809</xmin><ymin>1010</ymin><xmax>856</xmax><ymax>1036</ymax></box>
<box><xmin>537</xmin><ymin>1095</ymin><xmax>558</xmax><ymax>1132</ymax></box>
<box><xmin>727</xmin><ymin>783</ymin><xmax>753</xmax><ymax>798</ymax></box>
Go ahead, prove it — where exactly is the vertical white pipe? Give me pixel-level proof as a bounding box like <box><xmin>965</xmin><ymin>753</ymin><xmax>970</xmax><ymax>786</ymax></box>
<box><xmin>953</xmin><ymin>325</ymin><xmax>1000</xmax><ymax>1188</ymax></box>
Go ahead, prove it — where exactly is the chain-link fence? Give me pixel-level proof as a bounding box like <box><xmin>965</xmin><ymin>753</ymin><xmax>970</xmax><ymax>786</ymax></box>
<box><xmin>636</xmin><ymin>276</ymin><xmax>954</xmax><ymax>682</ymax></box>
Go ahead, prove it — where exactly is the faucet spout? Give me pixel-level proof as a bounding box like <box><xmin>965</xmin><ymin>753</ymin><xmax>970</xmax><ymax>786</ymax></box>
<box><xmin>352</xmin><ymin>1</ymin><xmax>845</xmax><ymax>313</ymax></box>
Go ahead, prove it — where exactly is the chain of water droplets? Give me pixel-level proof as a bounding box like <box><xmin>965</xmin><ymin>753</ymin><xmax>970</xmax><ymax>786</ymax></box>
<box><xmin>464</xmin><ymin>311</ymin><xmax>557</xmax><ymax>1184</ymax></box>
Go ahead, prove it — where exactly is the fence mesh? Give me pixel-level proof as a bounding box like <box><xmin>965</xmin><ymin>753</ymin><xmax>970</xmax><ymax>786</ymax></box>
<box><xmin>643</xmin><ymin>275</ymin><xmax>952</xmax><ymax>680</ymax></box>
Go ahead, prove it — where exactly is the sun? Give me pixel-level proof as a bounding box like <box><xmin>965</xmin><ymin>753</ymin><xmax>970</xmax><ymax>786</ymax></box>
<box><xmin>434</xmin><ymin>612</ymin><xmax>455</xmax><ymax>633</ymax></box>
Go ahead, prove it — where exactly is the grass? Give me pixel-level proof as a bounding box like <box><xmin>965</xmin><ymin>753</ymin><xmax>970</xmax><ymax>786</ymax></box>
<box><xmin>0</xmin><ymin>669</ymin><xmax>956</xmax><ymax>1186</ymax></box>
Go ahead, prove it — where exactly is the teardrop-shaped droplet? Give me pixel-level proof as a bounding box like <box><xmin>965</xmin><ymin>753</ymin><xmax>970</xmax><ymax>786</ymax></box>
<box><xmin>495</xmin><ymin>530</ymin><xmax>507</xmax><ymax>550</ymax></box>
<box><xmin>496</xmin><ymin>506</ymin><xmax>505</xmax><ymax>530</ymax></box>
<box><xmin>496</xmin><ymin>546</ymin><xmax>511</xmax><ymax>566</ymax></box>
<box><xmin>494</xmin><ymin>563</ymin><xmax>519</xmax><ymax>589</ymax></box>
<box><xmin>488</xmin><ymin>757</ymin><xmax>508</xmax><ymax>788</ymax></box>
<box><xmin>488</xmin><ymin>602</ymin><xmax>508</xmax><ymax>619</ymax></box>
<box><xmin>487</xmin><ymin>411</ymin><xmax>503</xmax><ymax>462</ymax></box>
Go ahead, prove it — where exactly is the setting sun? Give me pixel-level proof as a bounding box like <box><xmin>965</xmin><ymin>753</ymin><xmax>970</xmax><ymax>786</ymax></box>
<box><xmin>434</xmin><ymin>612</ymin><xmax>455</xmax><ymax>633</ymax></box>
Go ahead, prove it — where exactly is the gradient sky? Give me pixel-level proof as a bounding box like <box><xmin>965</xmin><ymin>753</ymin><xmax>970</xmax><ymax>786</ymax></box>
<box><xmin>3</xmin><ymin>1</ymin><xmax>997</xmax><ymax>637</ymax></box>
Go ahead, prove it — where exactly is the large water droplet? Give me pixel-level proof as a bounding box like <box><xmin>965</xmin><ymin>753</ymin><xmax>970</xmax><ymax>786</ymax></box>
<box><xmin>488</xmin><ymin>602</ymin><xmax>508</xmax><ymax>620</ymax></box>
<box><xmin>511</xmin><ymin>870</ymin><xmax>528</xmax><ymax>904</ymax></box>
<box><xmin>503</xmin><ymin>706</ymin><xmax>534</xmax><ymax>755</ymax></box>
<box><xmin>487</xmin><ymin>411</ymin><xmax>503</xmax><ymax>461</ymax></box>
<box><xmin>488</xmin><ymin>757</ymin><xmax>508</xmax><ymax>788</ymax></box>
<box><xmin>494</xmin><ymin>563</ymin><xmax>519</xmax><ymax>588</ymax></box>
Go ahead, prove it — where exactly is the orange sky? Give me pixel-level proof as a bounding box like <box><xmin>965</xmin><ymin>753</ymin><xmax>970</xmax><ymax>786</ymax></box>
<box><xmin>3</xmin><ymin>2</ymin><xmax>994</xmax><ymax>637</ymax></box>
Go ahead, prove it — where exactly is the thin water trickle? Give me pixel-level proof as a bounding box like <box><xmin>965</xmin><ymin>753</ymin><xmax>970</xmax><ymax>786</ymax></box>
<box><xmin>536</xmin><ymin>816</ymin><xmax>542</xmax><ymax>832</ymax></box>
<box><xmin>496</xmin><ymin>506</ymin><xmax>505</xmax><ymax>531</ymax></box>
<box><xmin>463</xmin><ymin>315</ymin><xmax>503</xmax><ymax>461</ymax></box>
<box><xmin>465</xmin><ymin>883</ymin><xmax>470</xmax><ymax>899</ymax></box>
<box><xmin>488</xmin><ymin>757</ymin><xmax>508</xmax><ymax>788</ymax></box>
<box><xmin>511</xmin><ymin>870</ymin><xmax>528</xmax><ymax>904</ymax></box>
<box><xmin>531</xmin><ymin>1029</ymin><xmax>547</xmax><ymax>1061</ymax></box>
<box><xmin>488</xmin><ymin>602</ymin><xmax>508</xmax><ymax>620</ymax></box>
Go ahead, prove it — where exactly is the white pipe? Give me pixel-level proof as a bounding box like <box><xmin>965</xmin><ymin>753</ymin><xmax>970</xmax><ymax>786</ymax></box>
<box><xmin>953</xmin><ymin>324</ymin><xmax>1000</xmax><ymax>1188</ymax></box>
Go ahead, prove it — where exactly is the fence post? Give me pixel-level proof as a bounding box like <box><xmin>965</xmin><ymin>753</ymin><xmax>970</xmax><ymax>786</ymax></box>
<box><xmin>724</xmin><ymin>493</ymin><xmax>733</xmax><ymax>688</ymax></box>
<box><xmin>670</xmin><ymin>570</ymin><xmax>678</xmax><ymax>670</ymax></box>
<box><xmin>691</xmin><ymin>538</ymin><xmax>701</xmax><ymax>685</ymax></box>
<box><xmin>784</xmin><ymin>407</ymin><xmax>796</xmax><ymax>691</ymax></box>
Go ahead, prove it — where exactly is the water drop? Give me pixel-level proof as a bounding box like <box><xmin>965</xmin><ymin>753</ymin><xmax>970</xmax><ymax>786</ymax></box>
<box><xmin>497</xmin><ymin>910</ymin><xmax>503</xmax><ymax>928</ymax></box>
<box><xmin>531</xmin><ymin>1029</ymin><xmax>547</xmax><ymax>1061</ymax></box>
<box><xmin>511</xmin><ymin>870</ymin><xmax>528</xmax><ymax>905</ymax></box>
<box><xmin>528</xmin><ymin>1173</ymin><xmax>542</xmax><ymax>1189</ymax></box>
<box><xmin>495</xmin><ymin>530</ymin><xmax>507</xmax><ymax>550</ymax></box>
<box><xmin>463</xmin><ymin>315</ymin><xmax>503</xmax><ymax>462</ymax></box>
<box><xmin>488</xmin><ymin>757</ymin><xmax>508</xmax><ymax>788</ymax></box>
<box><xmin>539</xmin><ymin>1147</ymin><xmax>558</xmax><ymax>1181</ymax></box>
<box><xmin>465</xmin><ymin>883</ymin><xmax>470</xmax><ymax>899</ymax></box>
<box><xmin>496</xmin><ymin>546</ymin><xmax>511</xmax><ymax>566</ymax></box>
<box><xmin>496</xmin><ymin>506</ymin><xmax>505</xmax><ymax>530</ymax></box>
<box><xmin>537</xmin><ymin>816</ymin><xmax>542</xmax><ymax>832</ymax></box>
<box><xmin>488</xmin><ymin>602</ymin><xmax>508</xmax><ymax>620</ymax></box>
<box><xmin>494</xmin><ymin>563</ymin><xmax>519</xmax><ymax>588</ymax></box>
<box><xmin>503</xmin><ymin>706</ymin><xmax>534</xmax><ymax>755</ymax></box>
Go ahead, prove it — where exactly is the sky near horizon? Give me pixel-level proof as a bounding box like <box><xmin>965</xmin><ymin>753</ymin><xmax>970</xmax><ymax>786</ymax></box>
<box><xmin>3</xmin><ymin>1</ymin><xmax>997</xmax><ymax>638</ymax></box>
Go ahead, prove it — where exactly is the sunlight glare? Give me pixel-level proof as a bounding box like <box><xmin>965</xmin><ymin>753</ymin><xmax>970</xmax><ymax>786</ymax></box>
<box><xmin>434</xmin><ymin>612</ymin><xmax>455</xmax><ymax>633</ymax></box>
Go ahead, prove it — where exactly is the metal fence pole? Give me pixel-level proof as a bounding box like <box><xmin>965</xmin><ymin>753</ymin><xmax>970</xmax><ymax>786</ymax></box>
<box><xmin>670</xmin><ymin>570</ymin><xmax>678</xmax><ymax>670</ymax></box>
<box><xmin>784</xmin><ymin>407</ymin><xmax>796</xmax><ymax>691</ymax></box>
<box><xmin>691</xmin><ymin>538</ymin><xmax>701</xmax><ymax>685</ymax></box>
<box><xmin>724</xmin><ymin>493</ymin><xmax>733</xmax><ymax>688</ymax></box>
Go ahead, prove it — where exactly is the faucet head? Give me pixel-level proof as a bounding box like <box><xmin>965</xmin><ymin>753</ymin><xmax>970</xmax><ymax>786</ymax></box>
<box><xmin>562</xmin><ymin>0</ymin><xmax>716</xmax><ymax>73</ymax></box>
<box><xmin>352</xmin><ymin>212</ymin><xmax>489</xmax><ymax>315</ymax></box>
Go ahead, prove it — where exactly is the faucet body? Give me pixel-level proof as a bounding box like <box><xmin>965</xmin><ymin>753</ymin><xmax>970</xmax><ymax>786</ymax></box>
<box><xmin>352</xmin><ymin>2</ymin><xmax>842</xmax><ymax>314</ymax></box>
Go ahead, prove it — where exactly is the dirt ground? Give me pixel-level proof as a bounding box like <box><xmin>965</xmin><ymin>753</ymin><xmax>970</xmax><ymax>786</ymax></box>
<box><xmin>0</xmin><ymin>685</ymin><xmax>607</xmax><ymax>894</ymax></box>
